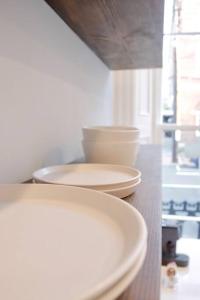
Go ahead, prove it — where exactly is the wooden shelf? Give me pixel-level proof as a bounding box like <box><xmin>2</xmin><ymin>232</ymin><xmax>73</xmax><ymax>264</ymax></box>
<box><xmin>117</xmin><ymin>145</ymin><xmax>161</xmax><ymax>299</ymax></box>
<box><xmin>45</xmin><ymin>0</ymin><xmax>164</xmax><ymax>70</ymax></box>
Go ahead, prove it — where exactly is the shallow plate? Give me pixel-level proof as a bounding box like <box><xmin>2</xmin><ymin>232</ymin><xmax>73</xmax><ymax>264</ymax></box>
<box><xmin>0</xmin><ymin>184</ymin><xmax>147</xmax><ymax>300</ymax></box>
<box><xmin>102</xmin><ymin>179</ymin><xmax>141</xmax><ymax>199</ymax></box>
<box><xmin>33</xmin><ymin>164</ymin><xmax>141</xmax><ymax>189</ymax></box>
<box><xmin>97</xmin><ymin>244</ymin><xmax>147</xmax><ymax>300</ymax></box>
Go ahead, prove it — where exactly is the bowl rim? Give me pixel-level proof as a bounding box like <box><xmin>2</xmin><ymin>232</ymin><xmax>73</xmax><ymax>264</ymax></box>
<box><xmin>82</xmin><ymin>139</ymin><xmax>140</xmax><ymax>144</ymax></box>
<box><xmin>82</xmin><ymin>126</ymin><xmax>140</xmax><ymax>133</ymax></box>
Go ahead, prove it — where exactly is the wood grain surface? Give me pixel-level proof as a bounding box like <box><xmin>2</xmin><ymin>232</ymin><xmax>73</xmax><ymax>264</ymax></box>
<box><xmin>44</xmin><ymin>0</ymin><xmax>164</xmax><ymax>70</ymax></box>
<box><xmin>117</xmin><ymin>144</ymin><xmax>161</xmax><ymax>300</ymax></box>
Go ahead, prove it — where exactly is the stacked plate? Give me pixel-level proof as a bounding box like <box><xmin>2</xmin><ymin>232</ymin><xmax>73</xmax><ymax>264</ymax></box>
<box><xmin>82</xmin><ymin>126</ymin><xmax>140</xmax><ymax>166</ymax></box>
<box><xmin>33</xmin><ymin>163</ymin><xmax>142</xmax><ymax>198</ymax></box>
<box><xmin>0</xmin><ymin>184</ymin><xmax>147</xmax><ymax>300</ymax></box>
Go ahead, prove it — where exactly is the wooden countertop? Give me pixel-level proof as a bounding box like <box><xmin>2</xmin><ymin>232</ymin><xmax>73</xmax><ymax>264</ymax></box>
<box><xmin>117</xmin><ymin>144</ymin><xmax>161</xmax><ymax>300</ymax></box>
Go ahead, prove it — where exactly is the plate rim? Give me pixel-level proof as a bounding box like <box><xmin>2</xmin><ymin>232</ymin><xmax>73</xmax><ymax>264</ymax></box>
<box><xmin>32</xmin><ymin>163</ymin><xmax>141</xmax><ymax>188</ymax></box>
<box><xmin>95</xmin><ymin>243</ymin><xmax>147</xmax><ymax>300</ymax></box>
<box><xmin>0</xmin><ymin>184</ymin><xmax>147</xmax><ymax>300</ymax></box>
<box><xmin>102</xmin><ymin>178</ymin><xmax>141</xmax><ymax>193</ymax></box>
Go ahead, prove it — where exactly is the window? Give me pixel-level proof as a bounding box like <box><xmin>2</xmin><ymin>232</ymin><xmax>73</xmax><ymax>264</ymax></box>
<box><xmin>162</xmin><ymin>0</ymin><xmax>200</xmax><ymax>239</ymax></box>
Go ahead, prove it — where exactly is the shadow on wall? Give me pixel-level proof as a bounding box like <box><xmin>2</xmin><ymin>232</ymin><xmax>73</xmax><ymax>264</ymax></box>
<box><xmin>0</xmin><ymin>0</ymin><xmax>112</xmax><ymax>183</ymax></box>
<box><xmin>0</xmin><ymin>0</ymin><xmax>109</xmax><ymax>95</ymax></box>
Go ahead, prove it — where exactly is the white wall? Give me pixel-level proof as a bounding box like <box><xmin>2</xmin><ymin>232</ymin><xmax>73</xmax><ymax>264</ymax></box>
<box><xmin>0</xmin><ymin>0</ymin><xmax>112</xmax><ymax>183</ymax></box>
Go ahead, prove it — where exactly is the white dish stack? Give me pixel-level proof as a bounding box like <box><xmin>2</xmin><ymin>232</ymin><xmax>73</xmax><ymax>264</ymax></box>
<box><xmin>33</xmin><ymin>163</ymin><xmax>142</xmax><ymax>199</ymax></box>
<box><xmin>82</xmin><ymin>126</ymin><xmax>140</xmax><ymax>166</ymax></box>
<box><xmin>0</xmin><ymin>184</ymin><xmax>147</xmax><ymax>300</ymax></box>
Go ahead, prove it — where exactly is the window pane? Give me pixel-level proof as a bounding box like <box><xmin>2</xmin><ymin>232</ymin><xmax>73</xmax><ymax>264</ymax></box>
<box><xmin>179</xmin><ymin>0</ymin><xmax>200</xmax><ymax>33</ymax></box>
<box><xmin>176</xmin><ymin>36</ymin><xmax>200</xmax><ymax>125</ymax></box>
<box><xmin>162</xmin><ymin>35</ymin><xmax>200</xmax><ymax>125</ymax></box>
<box><xmin>162</xmin><ymin>130</ymin><xmax>200</xmax><ymax>238</ymax></box>
<box><xmin>164</xmin><ymin>0</ymin><xmax>200</xmax><ymax>34</ymax></box>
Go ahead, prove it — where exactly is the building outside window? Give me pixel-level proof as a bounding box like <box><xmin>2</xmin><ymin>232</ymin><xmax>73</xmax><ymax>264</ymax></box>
<box><xmin>162</xmin><ymin>0</ymin><xmax>200</xmax><ymax>239</ymax></box>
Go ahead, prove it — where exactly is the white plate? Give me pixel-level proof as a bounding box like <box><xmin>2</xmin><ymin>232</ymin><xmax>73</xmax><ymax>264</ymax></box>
<box><xmin>0</xmin><ymin>184</ymin><xmax>147</xmax><ymax>300</ymax></box>
<box><xmin>33</xmin><ymin>164</ymin><xmax>141</xmax><ymax>190</ymax></box>
<box><xmin>102</xmin><ymin>178</ymin><xmax>141</xmax><ymax>198</ymax></box>
<box><xmin>97</xmin><ymin>244</ymin><xmax>147</xmax><ymax>300</ymax></box>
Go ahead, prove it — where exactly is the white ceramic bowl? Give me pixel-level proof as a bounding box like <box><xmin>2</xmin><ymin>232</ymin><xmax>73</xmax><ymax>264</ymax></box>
<box><xmin>82</xmin><ymin>126</ymin><xmax>140</xmax><ymax>142</ymax></box>
<box><xmin>82</xmin><ymin>140</ymin><xmax>139</xmax><ymax>166</ymax></box>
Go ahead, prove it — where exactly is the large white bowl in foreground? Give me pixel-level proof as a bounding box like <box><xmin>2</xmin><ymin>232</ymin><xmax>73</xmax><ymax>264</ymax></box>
<box><xmin>82</xmin><ymin>126</ymin><xmax>140</xmax><ymax>142</ymax></box>
<box><xmin>82</xmin><ymin>140</ymin><xmax>139</xmax><ymax>166</ymax></box>
<box><xmin>0</xmin><ymin>184</ymin><xmax>147</xmax><ymax>300</ymax></box>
